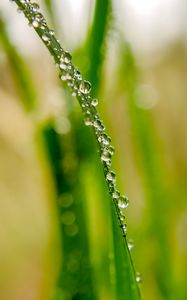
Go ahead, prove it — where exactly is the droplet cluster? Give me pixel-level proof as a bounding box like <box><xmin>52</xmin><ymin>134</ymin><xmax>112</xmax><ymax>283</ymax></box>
<box><xmin>12</xmin><ymin>0</ymin><xmax>141</xmax><ymax>283</ymax></box>
<box><xmin>12</xmin><ymin>0</ymin><xmax>130</xmax><ymax>236</ymax></box>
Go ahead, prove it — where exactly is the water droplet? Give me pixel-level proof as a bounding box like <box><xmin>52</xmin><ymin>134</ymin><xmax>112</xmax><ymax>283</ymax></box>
<box><xmin>101</xmin><ymin>150</ymin><xmax>112</xmax><ymax>163</ymax></box>
<box><xmin>35</xmin><ymin>13</ymin><xmax>43</xmax><ymax>22</ymax></box>
<box><xmin>42</xmin><ymin>34</ymin><xmax>49</xmax><ymax>42</ymax></box>
<box><xmin>118</xmin><ymin>195</ymin><xmax>129</xmax><ymax>209</ymax></box>
<box><xmin>73</xmin><ymin>68</ymin><xmax>82</xmax><ymax>81</ymax></box>
<box><xmin>120</xmin><ymin>216</ymin><xmax>125</xmax><ymax>224</ymax></box>
<box><xmin>122</xmin><ymin>224</ymin><xmax>127</xmax><ymax>235</ymax></box>
<box><xmin>108</xmin><ymin>145</ymin><xmax>115</xmax><ymax>155</ymax></box>
<box><xmin>112</xmin><ymin>190</ymin><xmax>120</xmax><ymax>199</ymax></box>
<box><xmin>91</xmin><ymin>98</ymin><xmax>98</xmax><ymax>106</ymax></box>
<box><xmin>127</xmin><ymin>239</ymin><xmax>134</xmax><ymax>251</ymax></box>
<box><xmin>32</xmin><ymin>2</ymin><xmax>39</xmax><ymax>11</ymax></box>
<box><xmin>59</xmin><ymin>62</ymin><xmax>67</xmax><ymax>70</ymax></box>
<box><xmin>79</xmin><ymin>80</ymin><xmax>91</xmax><ymax>94</ymax></box>
<box><xmin>84</xmin><ymin>117</ymin><xmax>92</xmax><ymax>126</ymax></box>
<box><xmin>106</xmin><ymin>171</ymin><xmax>116</xmax><ymax>183</ymax></box>
<box><xmin>60</xmin><ymin>51</ymin><xmax>72</xmax><ymax>63</ymax></box>
<box><xmin>98</xmin><ymin>133</ymin><xmax>111</xmax><ymax>146</ymax></box>
<box><xmin>60</xmin><ymin>70</ymin><xmax>72</xmax><ymax>81</ymax></box>
<box><xmin>93</xmin><ymin>119</ymin><xmax>105</xmax><ymax>131</ymax></box>
<box><xmin>136</xmin><ymin>272</ymin><xmax>142</xmax><ymax>283</ymax></box>
<box><xmin>49</xmin><ymin>29</ymin><xmax>54</xmax><ymax>35</ymax></box>
<box><xmin>120</xmin><ymin>210</ymin><xmax>126</xmax><ymax>218</ymax></box>
<box><xmin>32</xmin><ymin>19</ymin><xmax>39</xmax><ymax>28</ymax></box>
<box><xmin>61</xmin><ymin>211</ymin><xmax>76</xmax><ymax>225</ymax></box>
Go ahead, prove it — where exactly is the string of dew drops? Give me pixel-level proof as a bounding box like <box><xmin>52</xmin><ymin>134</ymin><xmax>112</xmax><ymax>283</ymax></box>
<box><xmin>12</xmin><ymin>0</ymin><xmax>141</xmax><ymax>283</ymax></box>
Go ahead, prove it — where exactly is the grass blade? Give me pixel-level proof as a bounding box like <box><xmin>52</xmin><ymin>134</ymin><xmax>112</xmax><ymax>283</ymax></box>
<box><xmin>85</xmin><ymin>0</ymin><xmax>111</xmax><ymax>94</ymax></box>
<box><xmin>119</xmin><ymin>42</ymin><xmax>173</xmax><ymax>299</ymax></box>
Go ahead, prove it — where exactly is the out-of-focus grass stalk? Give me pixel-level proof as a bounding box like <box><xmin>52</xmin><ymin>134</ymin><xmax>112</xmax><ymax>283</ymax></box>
<box><xmin>0</xmin><ymin>11</ymin><xmax>95</xmax><ymax>299</ymax></box>
<box><xmin>85</xmin><ymin>0</ymin><xmax>111</xmax><ymax>95</ymax></box>
<box><xmin>43</xmin><ymin>0</ymin><xmax>57</xmax><ymax>31</ymax></box>
<box><xmin>0</xmin><ymin>16</ymin><xmax>36</xmax><ymax>111</ymax></box>
<box><xmin>40</xmin><ymin>123</ymin><xmax>96</xmax><ymax>299</ymax></box>
<box><xmin>120</xmin><ymin>42</ymin><xmax>173</xmax><ymax>299</ymax></box>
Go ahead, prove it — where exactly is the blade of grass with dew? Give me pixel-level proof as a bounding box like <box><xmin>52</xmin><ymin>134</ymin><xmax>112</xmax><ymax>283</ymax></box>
<box><xmin>82</xmin><ymin>2</ymin><xmax>140</xmax><ymax>298</ymax></box>
<box><xmin>119</xmin><ymin>42</ymin><xmax>173</xmax><ymax>299</ymax></box>
<box><xmin>0</xmin><ymin>16</ymin><xmax>36</xmax><ymax>111</ymax></box>
<box><xmin>12</xmin><ymin>1</ymin><xmax>141</xmax><ymax>299</ymax></box>
<box><xmin>72</xmin><ymin>112</ymin><xmax>116</xmax><ymax>300</ymax></box>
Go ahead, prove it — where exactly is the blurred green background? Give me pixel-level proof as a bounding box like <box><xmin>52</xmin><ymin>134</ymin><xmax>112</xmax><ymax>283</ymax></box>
<box><xmin>0</xmin><ymin>0</ymin><xmax>187</xmax><ymax>299</ymax></box>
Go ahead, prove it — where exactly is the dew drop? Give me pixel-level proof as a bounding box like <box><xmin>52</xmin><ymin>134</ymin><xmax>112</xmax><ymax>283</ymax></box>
<box><xmin>120</xmin><ymin>216</ymin><xmax>125</xmax><ymax>224</ymax></box>
<box><xmin>98</xmin><ymin>133</ymin><xmax>111</xmax><ymax>146</ymax></box>
<box><xmin>84</xmin><ymin>118</ymin><xmax>92</xmax><ymax>126</ymax></box>
<box><xmin>122</xmin><ymin>224</ymin><xmax>127</xmax><ymax>235</ymax></box>
<box><xmin>136</xmin><ymin>272</ymin><xmax>142</xmax><ymax>283</ymax></box>
<box><xmin>112</xmin><ymin>190</ymin><xmax>120</xmax><ymax>199</ymax></box>
<box><xmin>40</xmin><ymin>25</ymin><xmax>45</xmax><ymax>30</ymax></box>
<box><xmin>59</xmin><ymin>62</ymin><xmax>67</xmax><ymax>70</ymax></box>
<box><xmin>108</xmin><ymin>145</ymin><xmax>115</xmax><ymax>155</ymax></box>
<box><xmin>60</xmin><ymin>51</ymin><xmax>72</xmax><ymax>63</ymax></box>
<box><xmin>42</xmin><ymin>34</ymin><xmax>49</xmax><ymax>42</ymax></box>
<box><xmin>127</xmin><ymin>239</ymin><xmax>134</xmax><ymax>251</ymax></box>
<box><xmin>93</xmin><ymin>119</ymin><xmax>105</xmax><ymax>131</ymax></box>
<box><xmin>73</xmin><ymin>68</ymin><xmax>82</xmax><ymax>81</ymax></box>
<box><xmin>120</xmin><ymin>210</ymin><xmax>126</xmax><ymax>218</ymax></box>
<box><xmin>101</xmin><ymin>150</ymin><xmax>112</xmax><ymax>162</ymax></box>
<box><xmin>32</xmin><ymin>2</ymin><xmax>39</xmax><ymax>11</ymax></box>
<box><xmin>118</xmin><ymin>195</ymin><xmax>129</xmax><ymax>209</ymax></box>
<box><xmin>79</xmin><ymin>80</ymin><xmax>91</xmax><ymax>94</ymax></box>
<box><xmin>35</xmin><ymin>13</ymin><xmax>43</xmax><ymax>22</ymax></box>
<box><xmin>32</xmin><ymin>19</ymin><xmax>39</xmax><ymax>28</ymax></box>
<box><xmin>91</xmin><ymin>98</ymin><xmax>98</xmax><ymax>107</ymax></box>
<box><xmin>60</xmin><ymin>70</ymin><xmax>72</xmax><ymax>81</ymax></box>
<box><xmin>49</xmin><ymin>29</ymin><xmax>54</xmax><ymax>35</ymax></box>
<box><xmin>106</xmin><ymin>171</ymin><xmax>116</xmax><ymax>183</ymax></box>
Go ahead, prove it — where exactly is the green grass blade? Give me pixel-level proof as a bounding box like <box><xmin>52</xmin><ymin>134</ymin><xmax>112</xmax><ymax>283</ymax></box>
<box><xmin>40</xmin><ymin>122</ymin><xmax>96</xmax><ymax>299</ymax></box>
<box><xmin>120</xmin><ymin>42</ymin><xmax>173</xmax><ymax>298</ymax></box>
<box><xmin>43</xmin><ymin>0</ymin><xmax>57</xmax><ymax>30</ymax></box>
<box><xmin>85</xmin><ymin>0</ymin><xmax>111</xmax><ymax>95</ymax></box>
